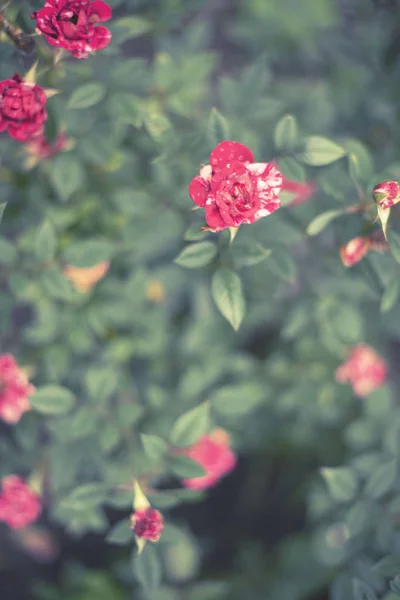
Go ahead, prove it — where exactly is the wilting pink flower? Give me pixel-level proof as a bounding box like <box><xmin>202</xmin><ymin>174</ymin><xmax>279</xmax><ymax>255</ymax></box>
<box><xmin>31</xmin><ymin>0</ymin><xmax>112</xmax><ymax>59</ymax></box>
<box><xmin>130</xmin><ymin>507</ymin><xmax>164</xmax><ymax>542</ymax></box>
<box><xmin>14</xmin><ymin>525</ymin><xmax>59</xmax><ymax>563</ymax></box>
<box><xmin>336</xmin><ymin>344</ymin><xmax>387</xmax><ymax>397</ymax></box>
<box><xmin>189</xmin><ymin>140</ymin><xmax>282</xmax><ymax>232</ymax></box>
<box><xmin>282</xmin><ymin>175</ymin><xmax>316</xmax><ymax>206</ymax></box>
<box><xmin>25</xmin><ymin>131</ymin><xmax>72</xmax><ymax>167</ymax></box>
<box><xmin>0</xmin><ymin>476</ymin><xmax>41</xmax><ymax>529</ymax></box>
<box><xmin>181</xmin><ymin>428</ymin><xmax>237</xmax><ymax>490</ymax></box>
<box><xmin>63</xmin><ymin>261</ymin><xmax>109</xmax><ymax>292</ymax></box>
<box><xmin>373</xmin><ymin>180</ymin><xmax>400</xmax><ymax>209</ymax></box>
<box><xmin>340</xmin><ymin>237</ymin><xmax>371</xmax><ymax>267</ymax></box>
<box><xmin>0</xmin><ymin>354</ymin><xmax>34</xmax><ymax>424</ymax></box>
<box><xmin>0</xmin><ymin>74</ymin><xmax>47</xmax><ymax>142</ymax></box>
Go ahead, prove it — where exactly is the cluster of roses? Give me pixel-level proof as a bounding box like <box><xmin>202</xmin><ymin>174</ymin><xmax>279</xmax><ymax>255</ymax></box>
<box><xmin>0</xmin><ymin>0</ymin><xmax>112</xmax><ymax>159</ymax></box>
<box><xmin>0</xmin><ymin>341</ymin><xmax>388</xmax><ymax>541</ymax></box>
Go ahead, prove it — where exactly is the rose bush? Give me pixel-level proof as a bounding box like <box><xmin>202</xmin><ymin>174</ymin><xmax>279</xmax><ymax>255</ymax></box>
<box><xmin>2</xmin><ymin>1</ymin><xmax>400</xmax><ymax>600</ymax></box>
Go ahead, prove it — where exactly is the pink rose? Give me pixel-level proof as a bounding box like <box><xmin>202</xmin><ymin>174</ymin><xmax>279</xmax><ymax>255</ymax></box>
<box><xmin>181</xmin><ymin>428</ymin><xmax>237</xmax><ymax>490</ymax></box>
<box><xmin>340</xmin><ymin>237</ymin><xmax>371</xmax><ymax>267</ymax></box>
<box><xmin>0</xmin><ymin>354</ymin><xmax>34</xmax><ymax>424</ymax></box>
<box><xmin>31</xmin><ymin>0</ymin><xmax>112</xmax><ymax>59</ymax></box>
<box><xmin>373</xmin><ymin>180</ymin><xmax>400</xmax><ymax>209</ymax></box>
<box><xmin>0</xmin><ymin>74</ymin><xmax>47</xmax><ymax>142</ymax></box>
<box><xmin>189</xmin><ymin>141</ymin><xmax>282</xmax><ymax>232</ymax></box>
<box><xmin>0</xmin><ymin>476</ymin><xmax>41</xmax><ymax>529</ymax></box>
<box><xmin>335</xmin><ymin>344</ymin><xmax>387</xmax><ymax>397</ymax></box>
<box><xmin>130</xmin><ymin>507</ymin><xmax>164</xmax><ymax>542</ymax></box>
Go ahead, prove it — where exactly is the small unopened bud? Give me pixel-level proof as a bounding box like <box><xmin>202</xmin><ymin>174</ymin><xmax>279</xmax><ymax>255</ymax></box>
<box><xmin>373</xmin><ymin>180</ymin><xmax>400</xmax><ymax>209</ymax></box>
<box><xmin>130</xmin><ymin>507</ymin><xmax>164</xmax><ymax>542</ymax></box>
<box><xmin>340</xmin><ymin>237</ymin><xmax>371</xmax><ymax>267</ymax></box>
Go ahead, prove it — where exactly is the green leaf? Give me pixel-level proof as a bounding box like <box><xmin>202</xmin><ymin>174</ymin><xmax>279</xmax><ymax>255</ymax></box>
<box><xmin>183</xmin><ymin>224</ymin><xmax>209</xmax><ymax>242</ymax></box>
<box><xmin>381</xmin><ymin>279</ymin><xmax>400</xmax><ymax>313</ymax></box>
<box><xmin>174</xmin><ymin>242</ymin><xmax>217</xmax><ymax>269</ymax></box>
<box><xmin>114</xmin><ymin>16</ymin><xmax>153</xmax><ymax>40</ymax></box>
<box><xmin>49</xmin><ymin>155</ymin><xmax>84</xmax><ymax>202</ymax></box>
<box><xmin>170</xmin><ymin>402</ymin><xmax>210</xmax><ymax>448</ymax></box>
<box><xmin>364</xmin><ymin>459</ymin><xmax>397</xmax><ymax>499</ymax></box>
<box><xmin>209</xmin><ymin>383</ymin><xmax>265</xmax><ymax>415</ymax></box>
<box><xmin>106</xmin><ymin>518</ymin><xmax>133</xmax><ymax>546</ymax></box>
<box><xmin>68</xmin><ymin>83</ymin><xmax>106</xmax><ymax>110</ymax></box>
<box><xmin>168</xmin><ymin>455</ymin><xmax>207</xmax><ymax>479</ymax></box>
<box><xmin>274</xmin><ymin>114</ymin><xmax>298</xmax><ymax>151</ymax></box>
<box><xmin>133</xmin><ymin>543</ymin><xmax>162</xmax><ymax>593</ymax></box>
<box><xmin>207</xmin><ymin>108</ymin><xmax>231</xmax><ymax>147</ymax></box>
<box><xmin>211</xmin><ymin>269</ymin><xmax>246</xmax><ymax>331</ymax></box>
<box><xmin>391</xmin><ymin>577</ymin><xmax>400</xmax><ymax>597</ymax></box>
<box><xmin>278</xmin><ymin>157</ymin><xmax>305</xmax><ymax>182</ymax></box>
<box><xmin>41</xmin><ymin>268</ymin><xmax>72</xmax><ymax>300</ymax></box>
<box><xmin>352</xmin><ymin>579</ymin><xmax>377</xmax><ymax>600</ymax></box>
<box><xmin>61</xmin><ymin>483</ymin><xmax>107</xmax><ymax>510</ymax></box>
<box><xmin>141</xmin><ymin>434</ymin><xmax>168</xmax><ymax>462</ymax></box>
<box><xmin>63</xmin><ymin>239</ymin><xmax>114</xmax><ymax>268</ymax></box>
<box><xmin>35</xmin><ymin>219</ymin><xmax>57</xmax><ymax>263</ymax></box>
<box><xmin>268</xmin><ymin>249</ymin><xmax>296</xmax><ymax>283</ymax></box>
<box><xmin>299</xmin><ymin>136</ymin><xmax>346</xmax><ymax>166</ymax></box>
<box><xmin>306</xmin><ymin>209</ymin><xmax>345</xmax><ymax>236</ymax></box>
<box><xmin>320</xmin><ymin>466</ymin><xmax>358</xmax><ymax>502</ymax></box>
<box><xmin>373</xmin><ymin>555</ymin><xmax>400</xmax><ymax>577</ymax></box>
<box><xmin>388</xmin><ymin>231</ymin><xmax>400</xmax><ymax>264</ymax></box>
<box><xmin>231</xmin><ymin>239</ymin><xmax>272</xmax><ymax>268</ymax></box>
<box><xmin>0</xmin><ymin>203</ymin><xmax>7</xmax><ymax>225</ymax></box>
<box><xmin>30</xmin><ymin>385</ymin><xmax>76</xmax><ymax>415</ymax></box>
<box><xmin>85</xmin><ymin>366</ymin><xmax>118</xmax><ymax>402</ymax></box>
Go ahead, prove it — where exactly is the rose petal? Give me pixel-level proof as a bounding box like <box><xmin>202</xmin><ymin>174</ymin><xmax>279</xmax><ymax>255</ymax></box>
<box><xmin>90</xmin><ymin>25</ymin><xmax>112</xmax><ymax>51</ymax></box>
<box><xmin>209</xmin><ymin>141</ymin><xmax>254</xmax><ymax>171</ymax></box>
<box><xmin>204</xmin><ymin>202</ymin><xmax>227</xmax><ymax>232</ymax></box>
<box><xmin>189</xmin><ymin>176</ymin><xmax>209</xmax><ymax>207</ymax></box>
<box><xmin>89</xmin><ymin>0</ymin><xmax>112</xmax><ymax>22</ymax></box>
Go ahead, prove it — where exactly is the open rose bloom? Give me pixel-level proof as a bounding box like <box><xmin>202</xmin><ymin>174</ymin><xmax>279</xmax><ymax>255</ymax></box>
<box><xmin>335</xmin><ymin>344</ymin><xmax>387</xmax><ymax>397</ymax></box>
<box><xmin>63</xmin><ymin>261</ymin><xmax>110</xmax><ymax>292</ymax></box>
<box><xmin>0</xmin><ymin>354</ymin><xmax>34</xmax><ymax>424</ymax></box>
<box><xmin>181</xmin><ymin>428</ymin><xmax>237</xmax><ymax>490</ymax></box>
<box><xmin>189</xmin><ymin>141</ymin><xmax>282</xmax><ymax>232</ymax></box>
<box><xmin>0</xmin><ymin>476</ymin><xmax>41</xmax><ymax>529</ymax></box>
<box><xmin>0</xmin><ymin>74</ymin><xmax>47</xmax><ymax>142</ymax></box>
<box><xmin>373</xmin><ymin>180</ymin><xmax>400</xmax><ymax>209</ymax></box>
<box><xmin>31</xmin><ymin>0</ymin><xmax>112</xmax><ymax>59</ymax></box>
<box><xmin>130</xmin><ymin>507</ymin><xmax>164</xmax><ymax>543</ymax></box>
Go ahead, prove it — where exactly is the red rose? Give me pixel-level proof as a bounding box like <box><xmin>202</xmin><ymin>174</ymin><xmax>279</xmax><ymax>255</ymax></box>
<box><xmin>180</xmin><ymin>428</ymin><xmax>237</xmax><ymax>490</ymax></box>
<box><xmin>189</xmin><ymin>141</ymin><xmax>282</xmax><ymax>232</ymax></box>
<box><xmin>0</xmin><ymin>476</ymin><xmax>41</xmax><ymax>529</ymax></box>
<box><xmin>335</xmin><ymin>344</ymin><xmax>387</xmax><ymax>397</ymax></box>
<box><xmin>31</xmin><ymin>0</ymin><xmax>112</xmax><ymax>59</ymax></box>
<box><xmin>0</xmin><ymin>353</ymin><xmax>34</xmax><ymax>424</ymax></box>
<box><xmin>130</xmin><ymin>507</ymin><xmax>164</xmax><ymax>542</ymax></box>
<box><xmin>0</xmin><ymin>74</ymin><xmax>47</xmax><ymax>142</ymax></box>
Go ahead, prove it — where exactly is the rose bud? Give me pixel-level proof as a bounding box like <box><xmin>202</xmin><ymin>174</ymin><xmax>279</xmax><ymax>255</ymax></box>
<box><xmin>335</xmin><ymin>344</ymin><xmax>387</xmax><ymax>397</ymax></box>
<box><xmin>130</xmin><ymin>507</ymin><xmax>164</xmax><ymax>543</ymax></box>
<box><xmin>373</xmin><ymin>180</ymin><xmax>400</xmax><ymax>209</ymax></box>
<box><xmin>189</xmin><ymin>140</ymin><xmax>282</xmax><ymax>232</ymax></box>
<box><xmin>0</xmin><ymin>476</ymin><xmax>41</xmax><ymax>529</ymax></box>
<box><xmin>340</xmin><ymin>237</ymin><xmax>371</xmax><ymax>267</ymax></box>
<box><xmin>0</xmin><ymin>354</ymin><xmax>34</xmax><ymax>424</ymax></box>
<box><xmin>25</xmin><ymin>131</ymin><xmax>73</xmax><ymax>168</ymax></box>
<box><xmin>31</xmin><ymin>0</ymin><xmax>112</xmax><ymax>59</ymax></box>
<box><xmin>180</xmin><ymin>428</ymin><xmax>237</xmax><ymax>490</ymax></box>
<box><xmin>0</xmin><ymin>74</ymin><xmax>47</xmax><ymax>142</ymax></box>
